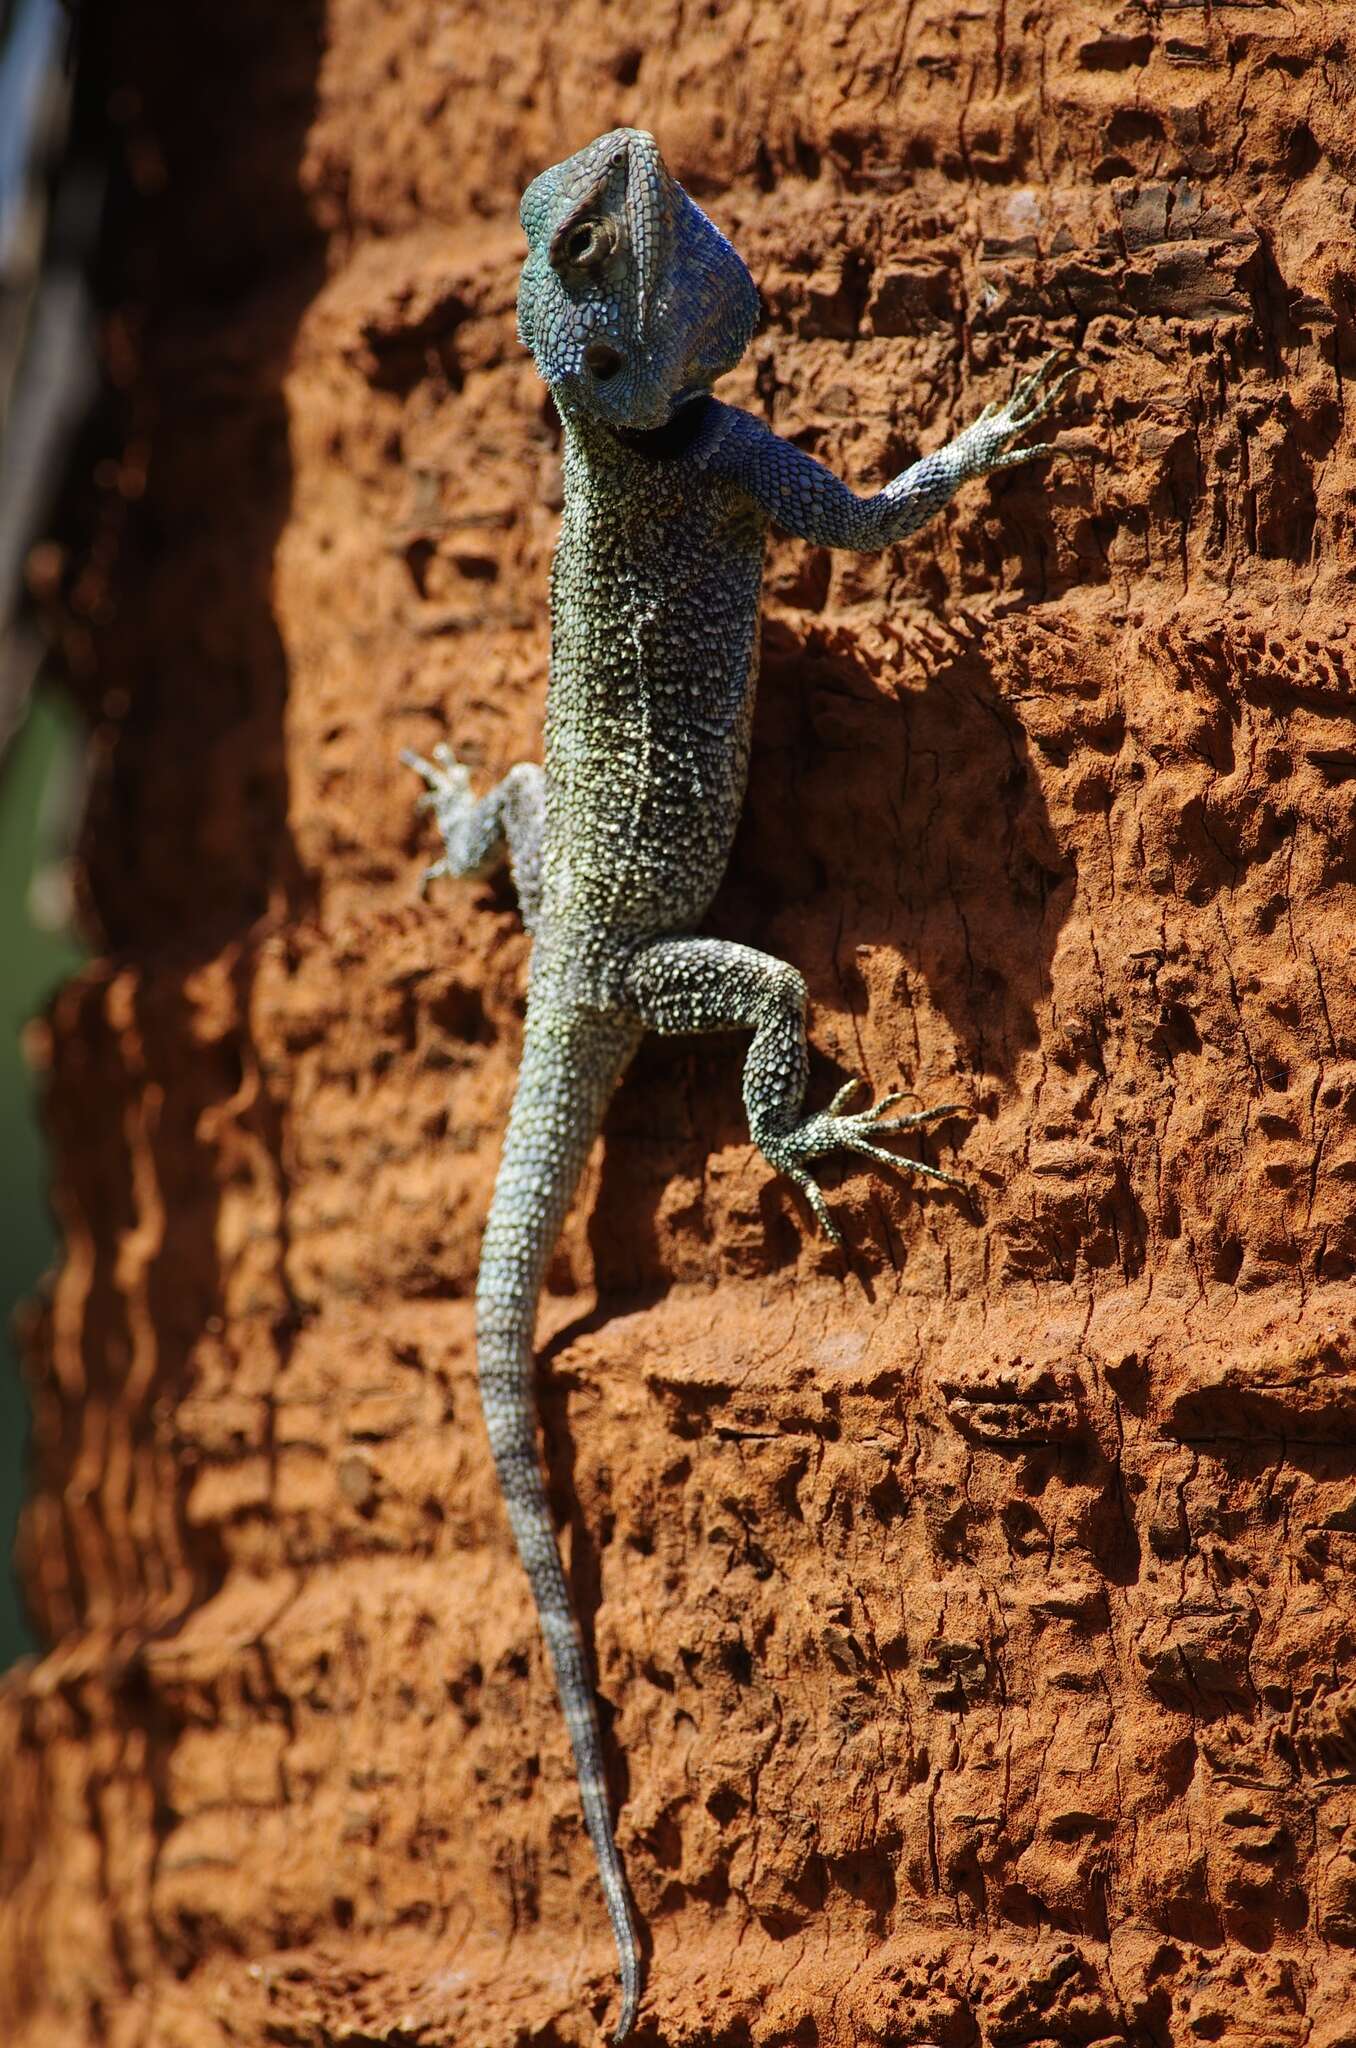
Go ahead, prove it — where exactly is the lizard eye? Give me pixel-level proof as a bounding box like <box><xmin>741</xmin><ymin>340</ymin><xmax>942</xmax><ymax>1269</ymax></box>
<box><xmin>554</xmin><ymin>215</ymin><xmax>618</xmax><ymax>274</ymax></box>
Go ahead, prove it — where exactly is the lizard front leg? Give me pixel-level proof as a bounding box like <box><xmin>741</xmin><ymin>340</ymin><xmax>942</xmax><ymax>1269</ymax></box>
<box><xmin>403</xmin><ymin>744</ymin><xmax>546</xmax><ymax>930</ymax></box>
<box><xmin>622</xmin><ymin>936</ymin><xmax>963</xmax><ymax>1245</ymax></box>
<box><xmin>693</xmin><ymin>353</ymin><xmax>1079</xmax><ymax>550</ymax></box>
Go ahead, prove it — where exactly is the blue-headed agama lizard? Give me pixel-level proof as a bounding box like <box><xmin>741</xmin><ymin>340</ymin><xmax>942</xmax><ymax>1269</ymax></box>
<box><xmin>403</xmin><ymin>128</ymin><xmax>1078</xmax><ymax>2041</ymax></box>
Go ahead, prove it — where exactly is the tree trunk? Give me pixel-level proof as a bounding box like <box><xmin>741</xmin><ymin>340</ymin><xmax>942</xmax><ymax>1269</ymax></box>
<box><xmin>3</xmin><ymin>3</ymin><xmax>1354</xmax><ymax>2043</ymax></box>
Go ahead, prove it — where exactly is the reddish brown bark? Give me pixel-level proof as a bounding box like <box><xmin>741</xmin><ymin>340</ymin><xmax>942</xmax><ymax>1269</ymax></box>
<box><xmin>3</xmin><ymin>3</ymin><xmax>1355</xmax><ymax>2042</ymax></box>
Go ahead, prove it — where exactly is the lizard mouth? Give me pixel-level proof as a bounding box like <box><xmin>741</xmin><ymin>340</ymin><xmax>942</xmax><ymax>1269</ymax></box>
<box><xmin>583</xmin><ymin>340</ymin><xmax>623</xmax><ymax>381</ymax></box>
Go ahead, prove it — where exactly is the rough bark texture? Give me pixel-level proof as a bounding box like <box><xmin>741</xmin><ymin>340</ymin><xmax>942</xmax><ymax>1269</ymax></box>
<box><xmin>3</xmin><ymin>3</ymin><xmax>1356</xmax><ymax>2043</ymax></box>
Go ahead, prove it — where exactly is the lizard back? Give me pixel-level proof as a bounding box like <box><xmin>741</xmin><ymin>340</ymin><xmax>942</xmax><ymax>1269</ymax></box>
<box><xmin>539</xmin><ymin>411</ymin><xmax>768</xmax><ymax>973</ymax></box>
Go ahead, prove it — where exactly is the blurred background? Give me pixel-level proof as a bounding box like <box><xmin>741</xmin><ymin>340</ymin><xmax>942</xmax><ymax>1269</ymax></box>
<box><xmin>0</xmin><ymin>0</ymin><xmax>100</xmax><ymax>1670</ymax></box>
<box><xmin>0</xmin><ymin>698</ymin><xmax>83</xmax><ymax>1668</ymax></box>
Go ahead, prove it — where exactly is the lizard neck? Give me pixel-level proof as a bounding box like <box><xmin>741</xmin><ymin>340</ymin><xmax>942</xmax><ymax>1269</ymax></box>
<box><xmin>557</xmin><ymin>393</ymin><xmax>716</xmax><ymax>474</ymax></box>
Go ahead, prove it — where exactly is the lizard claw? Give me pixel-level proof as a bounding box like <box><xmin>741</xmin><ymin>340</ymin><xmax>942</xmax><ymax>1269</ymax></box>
<box><xmin>1005</xmin><ymin>350</ymin><xmax>1076</xmax><ymax>424</ymax></box>
<box><xmin>403</xmin><ymin>744</ymin><xmax>476</xmax><ymax>895</ymax></box>
<box><xmin>403</xmin><ymin>742</ymin><xmax>474</xmax><ymax>818</ymax></box>
<box><xmin>958</xmin><ymin>351</ymin><xmax>1081</xmax><ymax>480</ymax></box>
<box><xmin>763</xmin><ymin>1081</ymin><xmax>968</xmax><ymax>1241</ymax></box>
<box><xmin>840</xmin><ymin>1134</ymin><xmax>968</xmax><ymax>1192</ymax></box>
<box><xmin>874</xmin><ymin>1100</ymin><xmax>963</xmax><ymax>1133</ymax></box>
<box><xmin>402</xmin><ymin>743</ymin><xmax>468</xmax><ymax>791</ymax></box>
<box><xmin>997</xmin><ymin>356</ymin><xmax>1076</xmax><ymax>439</ymax></box>
<box><xmin>784</xmin><ymin>1161</ymin><xmax>843</xmax><ymax>1245</ymax></box>
<box><xmin>992</xmin><ymin>441</ymin><xmax>1057</xmax><ymax>469</ymax></box>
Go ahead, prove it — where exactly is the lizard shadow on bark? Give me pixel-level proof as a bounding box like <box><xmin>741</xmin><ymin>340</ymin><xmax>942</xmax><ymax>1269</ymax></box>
<box><xmin>536</xmin><ymin>1172</ymin><xmax>670</xmax><ymax>1763</ymax></box>
<box><xmin>554</xmin><ymin>590</ymin><xmax>1079</xmax><ymax>1305</ymax></box>
<box><xmin>733</xmin><ymin>609</ymin><xmax>1077</xmax><ymax>1093</ymax></box>
<box><xmin>536</xmin><ymin>1325</ymin><xmax>647</xmax><ymax>1858</ymax></box>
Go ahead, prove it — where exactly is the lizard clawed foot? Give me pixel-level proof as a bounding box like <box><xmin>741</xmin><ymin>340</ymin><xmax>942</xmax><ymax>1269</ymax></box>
<box><xmin>763</xmin><ymin>1081</ymin><xmax>966</xmax><ymax>1246</ymax></box>
<box><xmin>401</xmin><ymin>741</ymin><xmax>472</xmax><ymax>809</ymax></box>
<box><xmin>402</xmin><ymin>744</ymin><xmax>473</xmax><ymax>894</ymax></box>
<box><xmin>964</xmin><ymin>351</ymin><xmax>1081</xmax><ymax>477</ymax></box>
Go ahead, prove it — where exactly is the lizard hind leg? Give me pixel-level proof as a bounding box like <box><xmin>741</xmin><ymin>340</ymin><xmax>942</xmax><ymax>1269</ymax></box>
<box><xmin>622</xmin><ymin>935</ymin><xmax>966</xmax><ymax>1246</ymax></box>
<box><xmin>770</xmin><ymin>1081</ymin><xmax>967</xmax><ymax>1245</ymax></box>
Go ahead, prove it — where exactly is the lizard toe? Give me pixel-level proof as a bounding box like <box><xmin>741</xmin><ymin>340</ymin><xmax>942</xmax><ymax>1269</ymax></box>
<box><xmin>842</xmin><ymin>1134</ymin><xmax>967</xmax><ymax>1191</ymax></box>
<box><xmin>872</xmin><ymin>1100</ymin><xmax>963</xmax><ymax>1132</ymax></box>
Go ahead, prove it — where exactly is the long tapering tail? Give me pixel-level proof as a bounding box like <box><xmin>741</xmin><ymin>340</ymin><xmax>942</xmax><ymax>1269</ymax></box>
<box><xmin>475</xmin><ymin>998</ymin><xmax>644</xmax><ymax>2040</ymax></box>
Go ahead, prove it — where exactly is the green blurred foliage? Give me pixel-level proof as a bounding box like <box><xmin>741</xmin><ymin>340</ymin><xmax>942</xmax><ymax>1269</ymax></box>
<box><xmin>0</xmin><ymin>688</ymin><xmax>84</xmax><ymax>1670</ymax></box>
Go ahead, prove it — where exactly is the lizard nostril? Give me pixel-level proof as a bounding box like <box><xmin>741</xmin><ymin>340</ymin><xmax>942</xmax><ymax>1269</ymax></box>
<box><xmin>584</xmin><ymin>340</ymin><xmax>623</xmax><ymax>381</ymax></box>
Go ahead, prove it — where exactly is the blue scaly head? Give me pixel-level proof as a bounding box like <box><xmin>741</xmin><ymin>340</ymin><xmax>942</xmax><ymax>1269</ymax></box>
<box><xmin>517</xmin><ymin>127</ymin><xmax>760</xmax><ymax>432</ymax></box>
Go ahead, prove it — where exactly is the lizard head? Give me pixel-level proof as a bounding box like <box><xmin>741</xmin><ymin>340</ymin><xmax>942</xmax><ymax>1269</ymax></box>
<box><xmin>517</xmin><ymin>128</ymin><xmax>759</xmax><ymax>433</ymax></box>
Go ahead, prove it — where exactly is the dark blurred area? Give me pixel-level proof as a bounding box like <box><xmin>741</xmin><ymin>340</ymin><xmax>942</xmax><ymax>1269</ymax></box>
<box><xmin>0</xmin><ymin>0</ymin><xmax>103</xmax><ymax>1669</ymax></box>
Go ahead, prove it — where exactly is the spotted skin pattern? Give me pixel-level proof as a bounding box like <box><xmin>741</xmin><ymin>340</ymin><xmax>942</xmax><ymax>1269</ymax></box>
<box><xmin>404</xmin><ymin>127</ymin><xmax>1077</xmax><ymax>2039</ymax></box>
